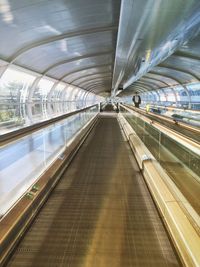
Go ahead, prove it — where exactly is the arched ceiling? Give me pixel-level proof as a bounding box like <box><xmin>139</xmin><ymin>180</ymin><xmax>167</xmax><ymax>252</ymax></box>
<box><xmin>119</xmin><ymin>33</ymin><xmax>200</xmax><ymax>97</ymax></box>
<box><xmin>114</xmin><ymin>0</ymin><xmax>200</xmax><ymax>97</ymax></box>
<box><xmin>0</xmin><ymin>0</ymin><xmax>121</xmax><ymax>95</ymax></box>
<box><xmin>1</xmin><ymin>0</ymin><xmax>200</xmax><ymax>98</ymax></box>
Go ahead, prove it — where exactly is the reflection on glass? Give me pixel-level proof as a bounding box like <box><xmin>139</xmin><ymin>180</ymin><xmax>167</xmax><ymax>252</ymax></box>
<box><xmin>0</xmin><ymin>105</ymin><xmax>98</xmax><ymax>217</ymax></box>
<box><xmin>0</xmin><ymin>66</ymin><xmax>102</xmax><ymax>135</ymax></box>
<box><xmin>0</xmin><ymin>67</ymin><xmax>35</xmax><ymax>134</ymax></box>
<box><xmin>121</xmin><ymin>107</ymin><xmax>200</xmax><ymax>215</ymax></box>
<box><xmin>140</xmin><ymin>83</ymin><xmax>200</xmax><ymax>110</ymax></box>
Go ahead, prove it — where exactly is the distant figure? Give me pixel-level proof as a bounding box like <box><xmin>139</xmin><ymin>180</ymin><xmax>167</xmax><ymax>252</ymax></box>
<box><xmin>146</xmin><ymin>104</ymin><xmax>150</xmax><ymax>112</ymax></box>
<box><xmin>132</xmin><ymin>92</ymin><xmax>141</xmax><ymax>108</ymax></box>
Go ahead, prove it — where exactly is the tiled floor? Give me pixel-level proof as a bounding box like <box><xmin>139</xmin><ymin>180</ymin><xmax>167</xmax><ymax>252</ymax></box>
<box><xmin>6</xmin><ymin>114</ymin><xmax>181</xmax><ymax>267</ymax></box>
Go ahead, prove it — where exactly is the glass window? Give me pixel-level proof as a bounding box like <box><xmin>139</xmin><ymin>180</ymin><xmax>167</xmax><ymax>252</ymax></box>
<box><xmin>0</xmin><ymin>67</ymin><xmax>35</xmax><ymax>133</ymax></box>
<box><xmin>163</xmin><ymin>88</ymin><xmax>176</xmax><ymax>103</ymax></box>
<box><xmin>33</xmin><ymin>78</ymin><xmax>54</xmax><ymax>102</ymax></box>
<box><xmin>50</xmin><ymin>82</ymin><xmax>66</xmax><ymax>114</ymax></box>
<box><xmin>0</xmin><ymin>67</ymin><xmax>35</xmax><ymax>104</ymax></box>
<box><xmin>158</xmin><ymin>90</ymin><xmax>167</xmax><ymax>102</ymax></box>
<box><xmin>186</xmin><ymin>83</ymin><xmax>200</xmax><ymax>110</ymax></box>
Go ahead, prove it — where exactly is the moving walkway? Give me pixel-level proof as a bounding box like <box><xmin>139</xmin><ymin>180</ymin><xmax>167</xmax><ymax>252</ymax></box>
<box><xmin>1</xmin><ymin>106</ymin><xmax>200</xmax><ymax>267</ymax></box>
<box><xmin>1</xmin><ymin>111</ymin><xmax>181</xmax><ymax>267</ymax></box>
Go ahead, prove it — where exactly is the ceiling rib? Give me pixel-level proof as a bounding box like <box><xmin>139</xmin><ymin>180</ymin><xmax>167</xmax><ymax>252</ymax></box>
<box><xmin>61</xmin><ymin>63</ymin><xmax>112</xmax><ymax>80</ymax></box>
<box><xmin>139</xmin><ymin>77</ymin><xmax>168</xmax><ymax>89</ymax></box>
<box><xmin>85</xmin><ymin>81</ymin><xmax>111</xmax><ymax>90</ymax></box>
<box><xmin>140</xmin><ymin>76</ymin><xmax>169</xmax><ymax>87</ymax></box>
<box><xmin>43</xmin><ymin>50</ymin><xmax>114</xmax><ymax>74</ymax></box>
<box><xmin>9</xmin><ymin>26</ymin><xmax>118</xmax><ymax>63</ymax></box>
<box><xmin>149</xmin><ymin>70</ymin><xmax>191</xmax><ymax>104</ymax></box>
<box><xmin>77</xmin><ymin>75</ymin><xmax>112</xmax><ymax>87</ymax></box>
<box><xmin>174</xmin><ymin>51</ymin><xmax>200</xmax><ymax>61</ymax></box>
<box><xmin>158</xmin><ymin>64</ymin><xmax>199</xmax><ymax>81</ymax></box>
<box><xmin>128</xmin><ymin>85</ymin><xmax>149</xmax><ymax>92</ymax></box>
<box><xmin>144</xmin><ymin>74</ymin><xmax>177</xmax><ymax>87</ymax></box>
<box><xmin>81</xmin><ymin>78</ymin><xmax>112</xmax><ymax>89</ymax></box>
<box><xmin>71</xmin><ymin>71</ymin><xmax>112</xmax><ymax>83</ymax></box>
<box><xmin>134</xmin><ymin>81</ymin><xmax>159</xmax><ymax>90</ymax></box>
<box><xmin>150</xmin><ymin>70</ymin><xmax>186</xmax><ymax>86</ymax></box>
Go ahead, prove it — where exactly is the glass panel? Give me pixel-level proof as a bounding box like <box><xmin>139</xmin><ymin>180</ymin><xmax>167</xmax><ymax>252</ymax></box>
<box><xmin>163</xmin><ymin>88</ymin><xmax>176</xmax><ymax>104</ymax></box>
<box><xmin>0</xmin><ymin>105</ymin><xmax>99</xmax><ymax>216</ymax></box>
<box><xmin>0</xmin><ymin>66</ymin><xmax>101</xmax><ymax>135</ymax></box>
<box><xmin>120</xmin><ymin>107</ymin><xmax>200</xmax><ymax>215</ymax></box>
<box><xmin>33</xmin><ymin>78</ymin><xmax>54</xmax><ymax>101</ymax></box>
<box><xmin>50</xmin><ymin>82</ymin><xmax>66</xmax><ymax>115</ymax></box>
<box><xmin>186</xmin><ymin>83</ymin><xmax>200</xmax><ymax>110</ymax></box>
<box><xmin>32</xmin><ymin>77</ymin><xmax>54</xmax><ymax>121</ymax></box>
<box><xmin>0</xmin><ymin>67</ymin><xmax>36</xmax><ymax>134</ymax></box>
<box><xmin>173</xmin><ymin>85</ymin><xmax>189</xmax><ymax>108</ymax></box>
<box><xmin>158</xmin><ymin>90</ymin><xmax>167</xmax><ymax>102</ymax></box>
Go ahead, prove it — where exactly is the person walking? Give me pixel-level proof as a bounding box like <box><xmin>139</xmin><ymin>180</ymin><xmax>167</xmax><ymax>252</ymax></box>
<box><xmin>132</xmin><ymin>92</ymin><xmax>141</xmax><ymax>108</ymax></box>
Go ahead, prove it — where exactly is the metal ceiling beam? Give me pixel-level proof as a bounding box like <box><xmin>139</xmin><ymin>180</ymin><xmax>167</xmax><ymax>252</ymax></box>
<box><xmin>145</xmin><ymin>72</ymin><xmax>179</xmax><ymax>86</ymax></box>
<box><xmin>129</xmin><ymin>84</ymin><xmax>152</xmax><ymax>92</ymax></box>
<box><xmin>149</xmin><ymin>70</ymin><xmax>184</xmax><ymax>86</ymax></box>
<box><xmin>9</xmin><ymin>26</ymin><xmax>118</xmax><ymax>63</ymax></box>
<box><xmin>85</xmin><ymin>81</ymin><xmax>111</xmax><ymax>91</ymax></box>
<box><xmin>74</xmin><ymin>74</ymin><xmax>112</xmax><ymax>86</ymax></box>
<box><xmin>84</xmin><ymin>81</ymin><xmax>110</xmax><ymax>90</ymax></box>
<box><xmin>139</xmin><ymin>78</ymin><xmax>167</xmax><ymax>90</ymax></box>
<box><xmin>84</xmin><ymin>87</ymin><xmax>109</xmax><ymax>96</ymax></box>
<box><xmin>158</xmin><ymin>64</ymin><xmax>200</xmax><ymax>81</ymax></box>
<box><xmin>122</xmin><ymin>83</ymin><xmax>153</xmax><ymax>97</ymax></box>
<box><xmin>141</xmin><ymin>76</ymin><xmax>178</xmax><ymax>104</ymax></box>
<box><xmin>127</xmin><ymin>85</ymin><xmax>149</xmax><ymax>93</ymax></box>
<box><xmin>149</xmin><ymin>70</ymin><xmax>191</xmax><ymax>107</ymax></box>
<box><xmin>87</xmin><ymin>86</ymin><xmax>107</xmax><ymax>93</ymax></box>
<box><xmin>61</xmin><ymin>63</ymin><xmax>112</xmax><ymax>80</ymax></box>
<box><xmin>83</xmin><ymin>81</ymin><xmax>110</xmax><ymax>89</ymax></box>
<box><xmin>86</xmin><ymin>82</ymin><xmax>111</xmax><ymax>89</ymax></box>
<box><xmin>139</xmin><ymin>77</ymin><xmax>178</xmax><ymax>102</ymax></box>
<box><xmin>133</xmin><ymin>85</ymin><xmax>161</xmax><ymax>101</ymax></box>
<box><xmin>81</xmin><ymin>77</ymin><xmax>112</xmax><ymax>88</ymax></box>
<box><xmin>144</xmin><ymin>73</ymin><xmax>177</xmax><ymax>87</ymax></box>
<box><xmin>134</xmin><ymin>81</ymin><xmax>159</xmax><ymax>90</ymax></box>
<box><xmin>134</xmin><ymin>80</ymin><xmax>168</xmax><ymax>100</ymax></box>
<box><xmin>139</xmin><ymin>80</ymin><xmax>162</xmax><ymax>89</ymax></box>
<box><xmin>140</xmin><ymin>76</ymin><xmax>169</xmax><ymax>87</ymax></box>
<box><xmin>71</xmin><ymin>71</ymin><xmax>112</xmax><ymax>83</ymax></box>
<box><xmin>174</xmin><ymin>51</ymin><xmax>200</xmax><ymax>61</ymax></box>
<box><xmin>119</xmin><ymin>85</ymin><xmax>158</xmax><ymax>99</ymax></box>
<box><xmin>43</xmin><ymin>50</ymin><xmax>114</xmax><ymax>74</ymax></box>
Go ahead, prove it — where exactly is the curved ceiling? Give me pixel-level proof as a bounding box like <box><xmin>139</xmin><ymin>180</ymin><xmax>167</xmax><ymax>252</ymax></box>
<box><xmin>1</xmin><ymin>0</ymin><xmax>200</xmax><ymax>98</ymax></box>
<box><xmin>116</xmin><ymin>0</ymin><xmax>200</xmax><ymax>96</ymax></box>
<box><xmin>114</xmin><ymin>0</ymin><xmax>200</xmax><ymax>96</ymax></box>
<box><xmin>0</xmin><ymin>0</ymin><xmax>121</xmax><ymax>96</ymax></box>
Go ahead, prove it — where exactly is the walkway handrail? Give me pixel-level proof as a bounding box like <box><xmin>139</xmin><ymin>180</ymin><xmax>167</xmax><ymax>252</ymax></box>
<box><xmin>0</xmin><ymin>104</ymin><xmax>99</xmax><ymax>145</ymax></box>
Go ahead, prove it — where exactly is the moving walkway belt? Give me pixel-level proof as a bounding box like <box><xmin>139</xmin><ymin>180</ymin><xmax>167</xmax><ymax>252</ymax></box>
<box><xmin>5</xmin><ymin>114</ymin><xmax>181</xmax><ymax>267</ymax></box>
